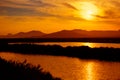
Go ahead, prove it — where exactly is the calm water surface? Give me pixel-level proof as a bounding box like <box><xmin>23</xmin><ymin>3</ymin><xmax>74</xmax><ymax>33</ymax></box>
<box><xmin>11</xmin><ymin>42</ymin><xmax>120</xmax><ymax>48</ymax></box>
<box><xmin>36</xmin><ymin>42</ymin><xmax>120</xmax><ymax>48</ymax></box>
<box><xmin>0</xmin><ymin>52</ymin><xmax>120</xmax><ymax>80</ymax></box>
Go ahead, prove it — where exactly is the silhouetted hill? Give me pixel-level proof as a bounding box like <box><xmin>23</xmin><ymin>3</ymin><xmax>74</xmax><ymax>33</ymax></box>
<box><xmin>0</xmin><ymin>31</ymin><xmax>46</xmax><ymax>38</ymax></box>
<box><xmin>42</xmin><ymin>29</ymin><xmax>120</xmax><ymax>38</ymax></box>
<box><xmin>42</xmin><ymin>30</ymin><xmax>87</xmax><ymax>38</ymax></box>
<box><xmin>0</xmin><ymin>29</ymin><xmax>120</xmax><ymax>38</ymax></box>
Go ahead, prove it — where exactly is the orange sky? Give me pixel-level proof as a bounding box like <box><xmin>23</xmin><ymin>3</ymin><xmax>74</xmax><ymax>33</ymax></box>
<box><xmin>0</xmin><ymin>0</ymin><xmax>120</xmax><ymax>35</ymax></box>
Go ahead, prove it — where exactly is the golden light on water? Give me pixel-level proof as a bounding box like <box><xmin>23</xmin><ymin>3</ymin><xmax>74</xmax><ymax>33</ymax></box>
<box><xmin>82</xmin><ymin>42</ymin><xmax>93</xmax><ymax>48</ymax></box>
<box><xmin>85</xmin><ymin>62</ymin><xmax>94</xmax><ymax>80</ymax></box>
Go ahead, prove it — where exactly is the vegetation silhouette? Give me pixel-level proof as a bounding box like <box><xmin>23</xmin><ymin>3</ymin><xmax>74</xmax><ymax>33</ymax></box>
<box><xmin>0</xmin><ymin>38</ymin><xmax>120</xmax><ymax>43</ymax></box>
<box><xmin>0</xmin><ymin>43</ymin><xmax>120</xmax><ymax>62</ymax></box>
<box><xmin>0</xmin><ymin>57</ymin><xmax>61</xmax><ymax>80</ymax></box>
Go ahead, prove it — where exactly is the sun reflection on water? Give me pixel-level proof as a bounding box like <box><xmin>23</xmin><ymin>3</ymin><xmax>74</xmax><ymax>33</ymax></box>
<box><xmin>82</xmin><ymin>42</ymin><xmax>94</xmax><ymax>48</ymax></box>
<box><xmin>85</xmin><ymin>62</ymin><xmax>94</xmax><ymax>80</ymax></box>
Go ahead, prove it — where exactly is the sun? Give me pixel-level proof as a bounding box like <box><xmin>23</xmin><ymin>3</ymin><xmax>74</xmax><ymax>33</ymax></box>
<box><xmin>82</xmin><ymin>10</ymin><xmax>95</xmax><ymax>20</ymax></box>
<box><xmin>80</xmin><ymin>2</ymin><xmax>99</xmax><ymax>20</ymax></box>
<box><xmin>75</xmin><ymin>2</ymin><xmax>102</xmax><ymax>20</ymax></box>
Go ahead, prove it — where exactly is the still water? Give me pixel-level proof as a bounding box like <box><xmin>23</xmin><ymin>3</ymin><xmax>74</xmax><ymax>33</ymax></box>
<box><xmin>0</xmin><ymin>52</ymin><xmax>120</xmax><ymax>80</ymax></box>
<box><xmin>13</xmin><ymin>42</ymin><xmax>120</xmax><ymax>48</ymax></box>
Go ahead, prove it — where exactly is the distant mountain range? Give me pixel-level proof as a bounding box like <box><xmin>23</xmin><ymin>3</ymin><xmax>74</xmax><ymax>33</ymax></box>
<box><xmin>0</xmin><ymin>31</ymin><xmax>46</xmax><ymax>38</ymax></box>
<box><xmin>0</xmin><ymin>29</ymin><xmax>120</xmax><ymax>38</ymax></box>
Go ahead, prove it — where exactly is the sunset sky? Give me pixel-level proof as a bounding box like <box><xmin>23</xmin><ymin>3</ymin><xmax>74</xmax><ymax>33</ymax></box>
<box><xmin>0</xmin><ymin>0</ymin><xmax>120</xmax><ymax>35</ymax></box>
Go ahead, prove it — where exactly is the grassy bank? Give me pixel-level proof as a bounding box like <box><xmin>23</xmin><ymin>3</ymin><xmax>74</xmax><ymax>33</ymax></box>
<box><xmin>0</xmin><ymin>43</ymin><xmax>120</xmax><ymax>61</ymax></box>
<box><xmin>0</xmin><ymin>57</ymin><xmax>61</xmax><ymax>80</ymax></box>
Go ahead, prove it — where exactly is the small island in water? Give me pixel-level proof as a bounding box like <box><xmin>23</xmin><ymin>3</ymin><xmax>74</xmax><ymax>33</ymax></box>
<box><xmin>0</xmin><ymin>42</ymin><xmax>120</xmax><ymax>62</ymax></box>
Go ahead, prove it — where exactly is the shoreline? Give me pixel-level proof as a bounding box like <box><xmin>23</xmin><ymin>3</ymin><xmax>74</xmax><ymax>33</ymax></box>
<box><xmin>0</xmin><ymin>38</ymin><xmax>120</xmax><ymax>43</ymax></box>
<box><xmin>0</xmin><ymin>43</ymin><xmax>120</xmax><ymax>62</ymax></box>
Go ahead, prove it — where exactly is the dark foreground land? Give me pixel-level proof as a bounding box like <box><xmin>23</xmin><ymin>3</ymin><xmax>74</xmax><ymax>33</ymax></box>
<box><xmin>0</xmin><ymin>43</ymin><xmax>120</xmax><ymax>62</ymax></box>
<box><xmin>0</xmin><ymin>57</ymin><xmax>61</xmax><ymax>80</ymax></box>
<box><xmin>0</xmin><ymin>38</ymin><xmax>120</xmax><ymax>43</ymax></box>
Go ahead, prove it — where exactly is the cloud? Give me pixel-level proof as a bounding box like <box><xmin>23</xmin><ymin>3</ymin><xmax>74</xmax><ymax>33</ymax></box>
<box><xmin>94</xmin><ymin>10</ymin><xmax>118</xmax><ymax>19</ymax></box>
<box><xmin>0</xmin><ymin>0</ymin><xmax>57</xmax><ymax>16</ymax></box>
<box><xmin>0</xmin><ymin>0</ymin><xmax>32</xmax><ymax>7</ymax></box>
<box><xmin>98</xmin><ymin>9</ymin><xmax>120</xmax><ymax>19</ymax></box>
<box><xmin>1</xmin><ymin>0</ymin><xmax>120</xmax><ymax>21</ymax></box>
<box><xmin>110</xmin><ymin>0</ymin><xmax>120</xmax><ymax>8</ymax></box>
<box><xmin>0</xmin><ymin>0</ymin><xmax>56</xmax><ymax>7</ymax></box>
<box><xmin>0</xmin><ymin>6</ymin><xmax>55</xmax><ymax>16</ymax></box>
<box><xmin>89</xmin><ymin>0</ymin><xmax>120</xmax><ymax>20</ymax></box>
<box><xmin>29</xmin><ymin>0</ymin><xmax>56</xmax><ymax>7</ymax></box>
<box><xmin>62</xmin><ymin>3</ymin><xmax>78</xmax><ymax>10</ymax></box>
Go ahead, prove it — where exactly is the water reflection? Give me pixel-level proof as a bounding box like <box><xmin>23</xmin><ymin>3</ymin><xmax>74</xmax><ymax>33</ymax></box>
<box><xmin>35</xmin><ymin>42</ymin><xmax>120</xmax><ymax>48</ymax></box>
<box><xmin>81</xmin><ymin>42</ymin><xmax>93</xmax><ymax>48</ymax></box>
<box><xmin>1</xmin><ymin>52</ymin><xmax>120</xmax><ymax>80</ymax></box>
<box><xmin>85</xmin><ymin>62</ymin><xmax>94</xmax><ymax>80</ymax></box>
<box><xmin>10</xmin><ymin>42</ymin><xmax>120</xmax><ymax>48</ymax></box>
